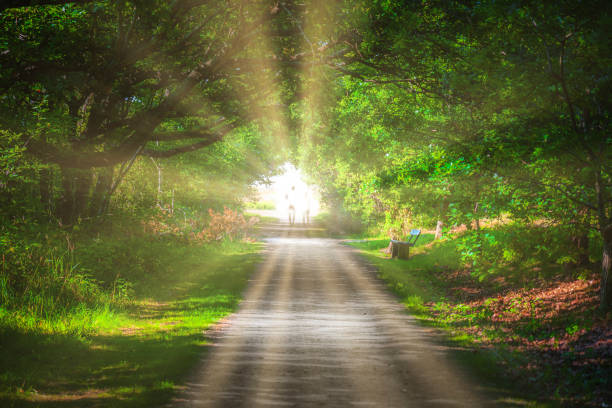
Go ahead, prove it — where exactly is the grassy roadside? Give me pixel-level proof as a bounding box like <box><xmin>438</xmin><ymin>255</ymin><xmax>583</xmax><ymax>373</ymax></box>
<box><xmin>346</xmin><ymin>234</ymin><xmax>610</xmax><ymax>408</ymax></box>
<box><xmin>0</xmin><ymin>218</ymin><xmax>262</xmax><ymax>407</ymax></box>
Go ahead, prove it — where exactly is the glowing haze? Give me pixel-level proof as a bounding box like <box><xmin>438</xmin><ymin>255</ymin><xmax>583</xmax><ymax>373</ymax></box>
<box><xmin>255</xmin><ymin>163</ymin><xmax>320</xmax><ymax>220</ymax></box>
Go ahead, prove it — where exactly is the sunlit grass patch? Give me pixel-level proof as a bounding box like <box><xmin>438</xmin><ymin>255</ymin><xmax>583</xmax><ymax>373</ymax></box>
<box><xmin>0</xmin><ymin>235</ymin><xmax>262</xmax><ymax>407</ymax></box>
<box><xmin>347</xmin><ymin>233</ymin><xmax>452</xmax><ymax>313</ymax></box>
<box><xmin>245</xmin><ymin>200</ymin><xmax>276</xmax><ymax>210</ymax></box>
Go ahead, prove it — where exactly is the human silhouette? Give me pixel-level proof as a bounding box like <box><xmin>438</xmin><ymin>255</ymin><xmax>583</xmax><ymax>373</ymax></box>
<box><xmin>302</xmin><ymin>189</ymin><xmax>311</xmax><ymax>224</ymax></box>
<box><xmin>286</xmin><ymin>185</ymin><xmax>296</xmax><ymax>225</ymax></box>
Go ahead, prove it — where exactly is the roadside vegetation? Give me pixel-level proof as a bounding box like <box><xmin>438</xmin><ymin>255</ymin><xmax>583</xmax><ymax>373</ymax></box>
<box><xmin>1</xmin><ymin>222</ymin><xmax>260</xmax><ymax>407</ymax></box>
<box><xmin>1</xmin><ymin>4</ymin><xmax>286</xmax><ymax>403</ymax></box>
<box><xmin>0</xmin><ymin>11</ymin><xmax>280</xmax><ymax>399</ymax></box>
<box><xmin>298</xmin><ymin>1</ymin><xmax>611</xmax><ymax>311</ymax></box>
<box><xmin>245</xmin><ymin>200</ymin><xmax>277</xmax><ymax>211</ymax></box>
<box><xmin>347</xmin><ymin>226</ymin><xmax>610</xmax><ymax>407</ymax></box>
<box><xmin>0</xmin><ymin>203</ymin><xmax>265</xmax><ymax>407</ymax></box>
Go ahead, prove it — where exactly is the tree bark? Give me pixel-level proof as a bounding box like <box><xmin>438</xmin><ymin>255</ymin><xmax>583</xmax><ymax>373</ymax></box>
<box><xmin>90</xmin><ymin>167</ymin><xmax>113</xmax><ymax>217</ymax></box>
<box><xmin>600</xmin><ymin>225</ymin><xmax>612</xmax><ymax>310</ymax></box>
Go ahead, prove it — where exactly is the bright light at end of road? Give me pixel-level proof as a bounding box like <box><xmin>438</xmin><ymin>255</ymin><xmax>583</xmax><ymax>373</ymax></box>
<box><xmin>255</xmin><ymin>163</ymin><xmax>320</xmax><ymax>219</ymax></box>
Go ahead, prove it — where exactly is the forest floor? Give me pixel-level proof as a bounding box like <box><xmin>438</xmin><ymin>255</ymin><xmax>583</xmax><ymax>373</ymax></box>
<box><xmin>0</xmin><ymin>221</ymin><xmax>262</xmax><ymax>407</ymax></box>
<box><xmin>347</xmin><ymin>236</ymin><xmax>611</xmax><ymax>407</ymax></box>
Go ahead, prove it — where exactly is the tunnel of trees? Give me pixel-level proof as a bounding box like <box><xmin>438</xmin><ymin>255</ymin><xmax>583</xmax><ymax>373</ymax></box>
<box><xmin>0</xmin><ymin>0</ymin><xmax>610</xmax><ymax>405</ymax></box>
<box><xmin>2</xmin><ymin>0</ymin><xmax>609</xmax><ymax>305</ymax></box>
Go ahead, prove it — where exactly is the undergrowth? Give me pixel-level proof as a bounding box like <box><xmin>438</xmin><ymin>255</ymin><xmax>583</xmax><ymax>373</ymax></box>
<box><xmin>0</xmin><ymin>208</ymin><xmax>262</xmax><ymax>407</ymax></box>
<box><xmin>347</xmin><ymin>225</ymin><xmax>610</xmax><ymax>407</ymax></box>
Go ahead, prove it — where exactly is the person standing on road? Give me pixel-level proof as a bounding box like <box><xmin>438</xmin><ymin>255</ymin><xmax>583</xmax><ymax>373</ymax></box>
<box><xmin>286</xmin><ymin>185</ymin><xmax>297</xmax><ymax>225</ymax></box>
<box><xmin>302</xmin><ymin>189</ymin><xmax>311</xmax><ymax>224</ymax></box>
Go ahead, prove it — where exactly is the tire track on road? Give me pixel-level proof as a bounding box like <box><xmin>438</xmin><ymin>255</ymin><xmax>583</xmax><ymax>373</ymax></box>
<box><xmin>172</xmin><ymin>223</ymin><xmax>494</xmax><ymax>407</ymax></box>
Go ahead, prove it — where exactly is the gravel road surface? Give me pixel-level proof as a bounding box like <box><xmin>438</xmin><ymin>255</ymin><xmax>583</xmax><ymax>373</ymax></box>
<box><xmin>172</xmin><ymin>221</ymin><xmax>495</xmax><ymax>407</ymax></box>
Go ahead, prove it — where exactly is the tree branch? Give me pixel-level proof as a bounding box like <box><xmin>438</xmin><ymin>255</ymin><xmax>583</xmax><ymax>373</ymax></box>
<box><xmin>142</xmin><ymin>138</ymin><xmax>220</xmax><ymax>158</ymax></box>
<box><xmin>151</xmin><ymin>130</ymin><xmax>219</xmax><ymax>141</ymax></box>
<box><xmin>28</xmin><ymin>137</ymin><xmax>143</xmax><ymax>168</ymax></box>
<box><xmin>0</xmin><ymin>0</ymin><xmax>91</xmax><ymax>11</ymax></box>
<box><xmin>143</xmin><ymin>125</ymin><xmax>234</xmax><ymax>157</ymax></box>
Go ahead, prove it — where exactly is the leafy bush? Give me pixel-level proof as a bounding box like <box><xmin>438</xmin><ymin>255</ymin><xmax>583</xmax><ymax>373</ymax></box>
<box><xmin>455</xmin><ymin>222</ymin><xmax>600</xmax><ymax>281</ymax></box>
<box><xmin>381</xmin><ymin>207</ymin><xmax>424</xmax><ymax>240</ymax></box>
<box><xmin>194</xmin><ymin>207</ymin><xmax>259</xmax><ymax>242</ymax></box>
<box><xmin>142</xmin><ymin>208</ymin><xmax>185</xmax><ymax>237</ymax></box>
<box><xmin>0</xmin><ymin>130</ymin><xmax>44</xmax><ymax>218</ymax></box>
<box><xmin>141</xmin><ymin>206</ymin><xmax>259</xmax><ymax>243</ymax></box>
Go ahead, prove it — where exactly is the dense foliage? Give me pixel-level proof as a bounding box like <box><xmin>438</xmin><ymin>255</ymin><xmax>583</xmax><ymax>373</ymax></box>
<box><xmin>0</xmin><ymin>0</ymin><xmax>291</xmax><ymax>224</ymax></box>
<box><xmin>293</xmin><ymin>0</ymin><xmax>612</xmax><ymax>308</ymax></box>
<box><xmin>0</xmin><ymin>1</ymin><xmax>285</xmax><ymax>375</ymax></box>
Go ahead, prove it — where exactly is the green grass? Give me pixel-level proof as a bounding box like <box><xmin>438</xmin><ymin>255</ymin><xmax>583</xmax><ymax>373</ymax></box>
<box><xmin>245</xmin><ymin>200</ymin><xmax>276</xmax><ymax>210</ymax></box>
<box><xmin>0</xmin><ymin>228</ymin><xmax>262</xmax><ymax>407</ymax></box>
<box><xmin>347</xmin><ymin>234</ymin><xmax>456</xmax><ymax>314</ymax></box>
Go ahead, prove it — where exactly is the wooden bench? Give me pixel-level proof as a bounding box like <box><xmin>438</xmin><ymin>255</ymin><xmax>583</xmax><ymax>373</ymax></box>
<box><xmin>391</xmin><ymin>229</ymin><xmax>421</xmax><ymax>260</ymax></box>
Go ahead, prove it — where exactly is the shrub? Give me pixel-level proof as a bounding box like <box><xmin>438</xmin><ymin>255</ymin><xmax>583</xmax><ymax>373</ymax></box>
<box><xmin>0</xmin><ymin>233</ymin><xmax>122</xmax><ymax>319</ymax></box>
<box><xmin>455</xmin><ymin>222</ymin><xmax>601</xmax><ymax>282</ymax></box>
<box><xmin>193</xmin><ymin>207</ymin><xmax>259</xmax><ymax>242</ymax></box>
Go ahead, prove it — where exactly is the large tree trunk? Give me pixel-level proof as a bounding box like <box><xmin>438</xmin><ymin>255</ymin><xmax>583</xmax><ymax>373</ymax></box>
<box><xmin>90</xmin><ymin>166</ymin><xmax>113</xmax><ymax>217</ymax></box>
<box><xmin>600</xmin><ymin>225</ymin><xmax>612</xmax><ymax>310</ymax></box>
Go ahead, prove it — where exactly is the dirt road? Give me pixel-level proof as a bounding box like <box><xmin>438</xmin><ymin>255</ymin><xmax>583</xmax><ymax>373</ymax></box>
<box><xmin>172</xmin><ymin>221</ymin><xmax>495</xmax><ymax>407</ymax></box>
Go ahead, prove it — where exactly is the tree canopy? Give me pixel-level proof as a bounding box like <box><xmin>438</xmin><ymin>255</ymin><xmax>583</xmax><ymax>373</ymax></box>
<box><xmin>293</xmin><ymin>0</ymin><xmax>612</xmax><ymax>307</ymax></box>
<box><xmin>1</xmin><ymin>1</ymin><xmax>611</xmax><ymax>306</ymax></box>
